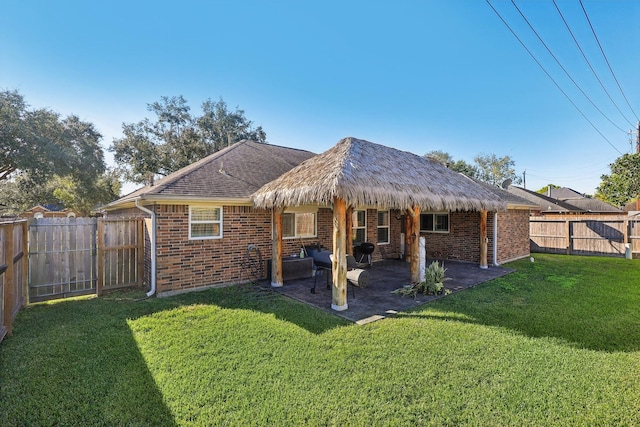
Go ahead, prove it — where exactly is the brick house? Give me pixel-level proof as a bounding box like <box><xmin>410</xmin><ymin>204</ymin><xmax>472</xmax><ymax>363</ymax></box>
<box><xmin>104</xmin><ymin>139</ymin><xmax>533</xmax><ymax>303</ymax></box>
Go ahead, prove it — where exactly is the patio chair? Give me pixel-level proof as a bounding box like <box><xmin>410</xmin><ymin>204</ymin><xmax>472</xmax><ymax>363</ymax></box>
<box><xmin>311</xmin><ymin>254</ymin><xmax>362</xmax><ymax>297</ymax></box>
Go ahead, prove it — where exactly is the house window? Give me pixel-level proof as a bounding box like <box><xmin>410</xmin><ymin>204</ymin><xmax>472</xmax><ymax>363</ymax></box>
<box><xmin>282</xmin><ymin>212</ymin><xmax>316</xmax><ymax>239</ymax></box>
<box><xmin>352</xmin><ymin>210</ymin><xmax>366</xmax><ymax>244</ymax></box>
<box><xmin>420</xmin><ymin>212</ymin><xmax>449</xmax><ymax>233</ymax></box>
<box><xmin>189</xmin><ymin>206</ymin><xmax>222</xmax><ymax>240</ymax></box>
<box><xmin>377</xmin><ymin>210</ymin><xmax>389</xmax><ymax>244</ymax></box>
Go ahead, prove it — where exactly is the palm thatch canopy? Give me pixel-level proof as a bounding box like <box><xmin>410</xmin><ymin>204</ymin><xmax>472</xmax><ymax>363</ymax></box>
<box><xmin>251</xmin><ymin>137</ymin><xmax>507</xmax><ymax>212</ymax></box>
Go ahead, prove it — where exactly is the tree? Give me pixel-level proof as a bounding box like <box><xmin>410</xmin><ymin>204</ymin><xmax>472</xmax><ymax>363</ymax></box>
<box><xmin>52</xmin><ymin>169</ymin><xmax>122</xmax><ymax>216</ymax></box>
<box><xmin>596</xmin><ymin>153</ymin><xmax>640</xmax><ymax>207</ymax></box>
<box><xmin>473</xmin><ymin>153</ymin><xmax>522</xmax><ymax>187</ymax></box>
<box><xmin>0</xmin><ymin>90</ymin><xmax>105</xmax><ymax>184</ymax></box>
<box><xmin>424</xmin><ymin>150</ymin><xmax>477</xmax><ymax>178</ymax></box>
<box><xmin>0</xmin><ymin>169</ymin><xmax>121</xmax><ymax>216</ymax></box>
<box><xmin>111</xmin><ymin>96</ymin><xmax>267</xmax><ymax>185</ymax></box>
<box><xmin>0</xmin><ymin>89</ymin><xmax>116</xmax><ymax>215</ymax></box>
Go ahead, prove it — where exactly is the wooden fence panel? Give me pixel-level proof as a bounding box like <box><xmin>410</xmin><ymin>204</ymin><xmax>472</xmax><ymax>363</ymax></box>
<box><xmin>0</xmin><ymin>224</ymin><xmax>6</xmax><ymax>341</ymax></box>
<box><xmin>530</xmin><ymin>216</ymin><xmax>640</xmax><ymax>258</ymax></box>
<box><xmin>570</xmin><ymin>220</ymin><xmax>626</xmax><ymax>256</ymax></box>
<box><xmin>98</xmin><ymin>218</ymin><xmax>144</xmax><ymax>294</ymax></box>
<box><xmin>1</xmin><ymin>220</ymin><xmax>28</xmax><ymax>342</ymax></box>
<box><xmin>530</xmin><ymin>220</ymin><xmax>568</xmax><ymax>254</ymax></box>
<box><xmin>28</xmin><ymin>218</ymin><xmax>98</xmax><ymax>302</ymax></box>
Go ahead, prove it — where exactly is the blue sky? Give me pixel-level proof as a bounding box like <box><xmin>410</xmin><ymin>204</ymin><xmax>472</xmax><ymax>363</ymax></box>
<box><xmin>2</xmin><ymin>0</ymin><xmax>638</xmax><ymax>195</ymax></box>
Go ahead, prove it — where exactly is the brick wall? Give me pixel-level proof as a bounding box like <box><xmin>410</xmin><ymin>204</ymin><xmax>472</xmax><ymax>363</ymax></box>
<box><xmin>423</xmin><ymin>211</ymin><xmax>481</xmax><ymax>262</ymax></box>
<box><xmin>152</xmin><ymin>205</ymin><xmax>273</xmax><ymax>294</ymax></box>
<box><xmin>107</xmin><ymin>203</ymin><xmax>528</xmax><ymax>295</ymax></box>
<box><xmin>496</xmin><ymin>209</ymin><xmax>530</xmax><ymax>263</ymax></box>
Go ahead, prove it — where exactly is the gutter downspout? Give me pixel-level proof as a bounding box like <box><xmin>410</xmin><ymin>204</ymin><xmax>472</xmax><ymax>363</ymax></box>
<box><xmin>493</xmin><ymin>211</ymin><xmax>499</xmax><ymax>266</ymax></box>
<box><xmin>135</xmin><ymin>199</ymin><xmax>157</xmax><ymax>297</ymax></box>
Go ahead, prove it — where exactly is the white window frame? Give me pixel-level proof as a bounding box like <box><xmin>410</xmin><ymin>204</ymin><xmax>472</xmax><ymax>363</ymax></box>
<box><xmin>420</xmin><ymin>212</ymin><xmax>450</xmax><ymax>233</ymax></box>
<box><xmin>377</xmin><ymin>210</ymin><xmax>390</xmax><ymax>245</ymax></box>
<box><xmin>281</xmin><ymin>207</ymin><xmax>317</xmax><ymax>239</ymax></box>
<box><xmin>352</xmin><ymin>209</ymin><xmax>367</xmax><ymax>244</ymax></box>
<box><xmin>189</xmin><ymin>206</ymin><xmax>223</xmax><ymax>240</ymax></box>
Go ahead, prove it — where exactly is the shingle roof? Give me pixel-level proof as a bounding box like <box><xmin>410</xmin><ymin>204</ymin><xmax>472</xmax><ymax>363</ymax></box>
<box><xmin>467</xmin><ymin>179</ymin><xmax>538</xmax><ymax>208</ymax></box>
<box><xmin>545</xmin><ymin>187</ymin><xmax>622</xmax><ymax>213</ymax></box>
<box><xmin>549</xmin><ymin>187</ymin><xmax>584</xmax><ymax>199</ymax></box>
<box><xmin>507</xmin><ymin>186</ymin><xmax>581</xmax><ymax>213</ymax></box>
<box><xmin>561</xmin><ymin>198</ymin><xmax>623</xmax><ymax>213</ymax></box>
<box><xmin>105</xmin><ymin>140</ymin><xmax>315</xmax><ymax>208</ymax></box>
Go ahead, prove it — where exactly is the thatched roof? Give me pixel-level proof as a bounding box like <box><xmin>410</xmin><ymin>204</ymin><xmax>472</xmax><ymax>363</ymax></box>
<box><xmin>251</xmin><ymin>137</ymin><xmax>506</xmax><ymax>212</ymax></box>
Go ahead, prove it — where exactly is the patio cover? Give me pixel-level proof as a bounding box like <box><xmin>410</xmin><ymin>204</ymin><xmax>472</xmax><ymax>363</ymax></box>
<box><xmin>251</xmin><ymin>137</ymin><xmax>506</xmax><ymax>311</ymax></box>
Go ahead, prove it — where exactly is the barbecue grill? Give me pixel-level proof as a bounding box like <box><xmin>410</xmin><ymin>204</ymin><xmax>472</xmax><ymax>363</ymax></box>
<box><xmin>357</xmin><ymin>242</ymin><xmax>375</xmax><ymax>266</ymax></box>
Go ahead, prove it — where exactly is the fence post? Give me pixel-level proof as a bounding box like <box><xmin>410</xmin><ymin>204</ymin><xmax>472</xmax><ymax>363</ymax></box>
<box><xmin>565</xmin><ymin>220</ymin><xmax>571</xmax><ymax>255</ymax></box>
<box><xmin>21</xmin><ymin>221</ymin><xmax>28</xmax><ymax>306</ymax></box>
<box><xmin>97</xmin><ymin>219</ymin><xmax>104</xmax><ymax>296</ymax></box>
<box><xmin>137</xmin><ymin>219</ymin><xmax>144</xmax><ymax>286</ymax></box>
<box><xmin>3</xmin><ymin>223</ymin><xmax>15</xmax><ymax>335</ymax></box>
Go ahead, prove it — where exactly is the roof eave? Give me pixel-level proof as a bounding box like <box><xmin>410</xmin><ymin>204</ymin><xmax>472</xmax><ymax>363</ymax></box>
<box><xmin>102</xmin><ymin>194</ymin><xmax>253</xmax><ymax>211</ymax></box>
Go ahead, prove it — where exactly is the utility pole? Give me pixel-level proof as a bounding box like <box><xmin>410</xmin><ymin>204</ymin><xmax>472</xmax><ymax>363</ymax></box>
<box><xmin>636</xmin><ymin>121</ymin><xmax>639</xmax><ymax>154</ymax></box>
<box><xmin>523</xmin><ymin>170</ymin><xmax>526</xmax><ymax>189</ymax></box>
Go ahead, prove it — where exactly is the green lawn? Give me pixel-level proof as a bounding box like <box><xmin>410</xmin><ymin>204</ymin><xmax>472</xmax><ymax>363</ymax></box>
<box><xmin>1</xmin><ymin>254</ymin><xmax>639</xmax><ymax>426</ymax></box>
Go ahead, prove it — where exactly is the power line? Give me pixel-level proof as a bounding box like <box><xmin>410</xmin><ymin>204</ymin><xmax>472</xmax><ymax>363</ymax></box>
<box><xmin>485</xmin><ymin>0</ymin><xmax>623</xmax><ymax>155</ymax></box>
<box><xmin>511</xmin><ymin>0</ymin><xmax>627</xmax><ymax>134</ymax></box>
<box><xmin>553</xmin><ymin>0</ymin><xmax>636</xmax><ymax>128</ymax></box>
<box><xmin>580</xmin><ymin>0</ymin><xmax>639</xmax><ymax>122</ymax></box>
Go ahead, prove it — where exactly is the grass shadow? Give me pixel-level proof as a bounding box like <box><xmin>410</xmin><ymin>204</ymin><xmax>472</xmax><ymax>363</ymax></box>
<box><xmin>167</xmin><ymin>282</ymin><xmax>351</xmax><ymax>334</ymax></box>
<box><xmin>397</xmin><ymin>254</ymin><xmax>640</xmax><ymax>353</ymax></box>
<box><xmin>0</xmin><ymin>293</ymin><xmax>178</xmax><ymax>426</ymax></box>
<box><xmin>0</xmin><ymin>284</ymin><xmax>348</xmax><ymax>425</ymax></box>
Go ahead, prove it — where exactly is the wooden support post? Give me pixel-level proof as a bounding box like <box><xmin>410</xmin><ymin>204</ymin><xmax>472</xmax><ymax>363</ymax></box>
<box><xmin>271</xmin><ymin>206</ymin><xmax>284</xmax><ymax>287</ymax></box>
<box><xmin>346</xmin><ymin>206</ymin><xmax>354</xmax><ymax>256</ymax></box>
<box><xmin>480</xmin><ymin>210</ymin><xmax>488</xmax><ymax>269</ymax></box>
<box><xmin>332</xmin><ymin>197</ymin><xmax>348</xmax><ymax>311</ymax></box>
<box><xmin>403</xmin><ymin>213</ymin><xmax>411</xmax><ymax>262</ymax></box>
<box><xmin>408</xmin><ymin>206</ymin><xmax>420</xmax><ymax>283</ymax></box>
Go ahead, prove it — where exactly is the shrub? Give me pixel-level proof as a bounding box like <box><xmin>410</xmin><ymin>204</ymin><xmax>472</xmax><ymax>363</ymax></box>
<box><xmin>392</xmin><ymin>260</ymin><xmax>451</xmax><ymax>298</ymax></box>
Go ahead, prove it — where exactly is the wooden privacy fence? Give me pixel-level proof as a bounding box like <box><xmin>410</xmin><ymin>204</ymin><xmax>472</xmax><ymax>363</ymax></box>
<box><xmin>0</xmin><ymin>220</ymin><xmax>28</xmax><ymax>343</ymax></box>
<box><xmin>530</xmin><ymin>216</ymin><xmax>640</xmax><ymax>257</ymax></box>
<box><xmin>27</xmin><ymin>217</ymin><xmax>145</xmax><ymax>302</ymax></box>
<box><xmin>97</xmin><ymin>218</ymin><xmax>145</xmax><ymax>295</ymax></box>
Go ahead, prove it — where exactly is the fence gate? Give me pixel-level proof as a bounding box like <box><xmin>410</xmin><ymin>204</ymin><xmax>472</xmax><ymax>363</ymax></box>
<box><xmin>28</xmin><ymin>218</ymin><xmax>98</xmax><ymax>302</ymax></box>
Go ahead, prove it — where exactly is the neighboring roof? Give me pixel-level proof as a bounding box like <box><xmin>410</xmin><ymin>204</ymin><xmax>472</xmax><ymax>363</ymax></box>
<box><xmin>546</xmin><ymin>187</ymin><xmax>622</xmax><ymax>213</ymax></box>
<box><xmin>252</xmin><ymin>137</ymin><xmax>507</xmax><ymax>212</ymax></box>
<box><xmin>549</xmin><ymin>187</ymin><xmax>584</xmax><ymax>199</ymax></box>
<box><xmin>561</xmin><ymin>197</ymin><xmax>623</xmax><ymax>213</ymax></box>
<box><xmin>105</xmin><ymin>140</ymin><xmax>315</xmax><ymax>209</ymax></box>
<box><xmin>468</xmin><ymin>179</ymin><xmax>538</xmax><ymax>209</ymax></box>
<box><xmin>507</xmin><ymin>186</ymin><xmax>582</xmax><ymax>213</ymax></box>
<box><xmin>29</xmin><ymin>204</ymin><xmax>67</xmax><ymax>212</ymax></box>
<box><xmin>624</xmin><ymin>199</ymin><xmax>639</xmax><ymax>212</ymax></box>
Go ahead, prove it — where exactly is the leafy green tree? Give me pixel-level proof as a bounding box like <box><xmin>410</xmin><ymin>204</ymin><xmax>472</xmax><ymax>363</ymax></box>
<box><xmin>0</xmin><ymin>169</ymin><xmax>121</xmax><ymax>216</ymax></box>
<box><xmin>424</xmin><ymin>150</ymin><xmax>477</xmax><ymax>178</ymax></box>
<box><xmin>111</xmin><ymin>96</ymin><xmax>267</xmax><ymax>185</ymax></box>
<box><xmin>596</xmin><ymin>153</ymin><xmax>640</xmax><ymax>207</ymax></box>
<box><xmin>473</xmin><ymin>153</ymin><xmax>522</xmax><ymax>187</ymax></box>
<box><xmin>0</xmin><ymin>90</ymin><xmax>105</xmax><ymax>184</ymax></box>
<box><xmin>52</xmin><ymin>169</ymin><xmax>122</xmax><ymax>215</ymax></box>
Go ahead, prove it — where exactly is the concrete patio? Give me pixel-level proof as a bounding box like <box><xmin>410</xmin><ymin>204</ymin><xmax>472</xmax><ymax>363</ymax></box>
<box><xmin>269</xmin><ymin>259</ymin><xmax>514</xmax><ymax>324</ymax></box>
